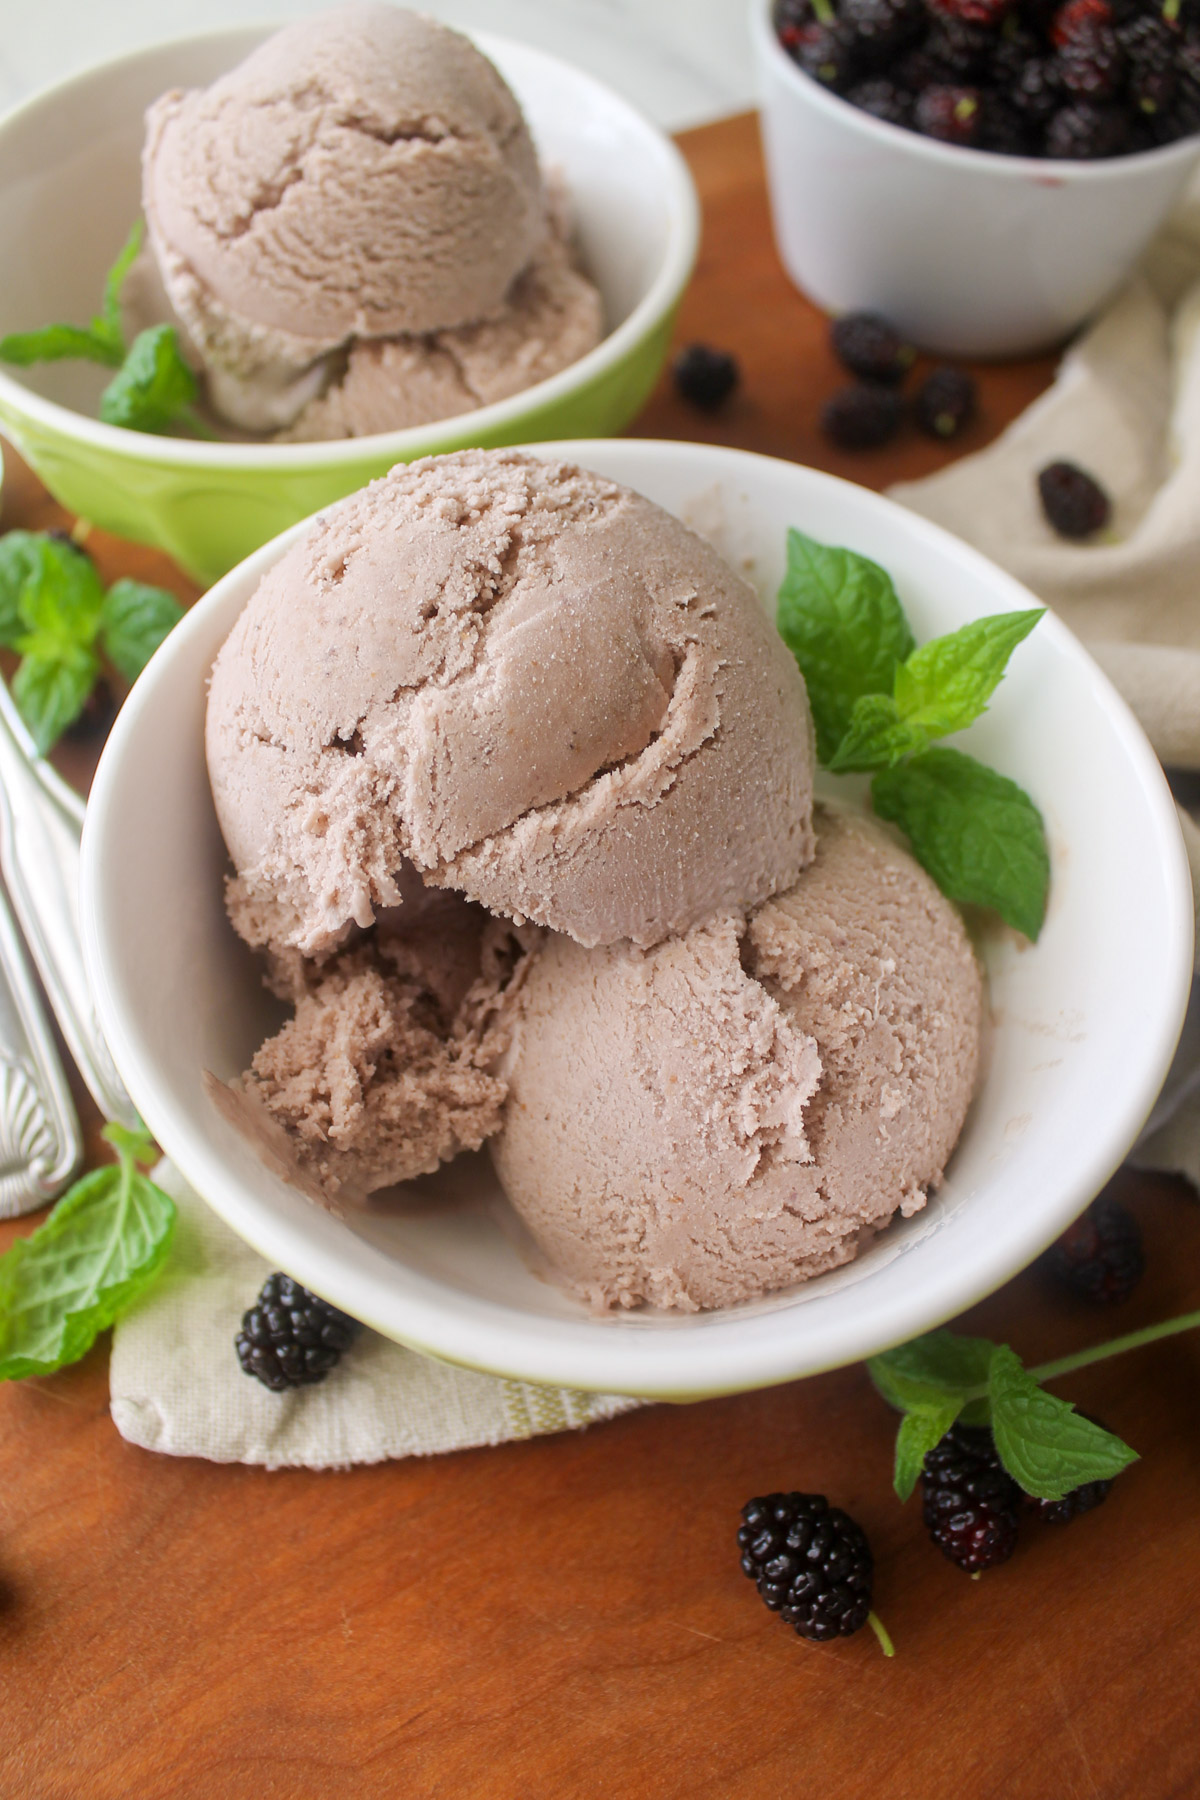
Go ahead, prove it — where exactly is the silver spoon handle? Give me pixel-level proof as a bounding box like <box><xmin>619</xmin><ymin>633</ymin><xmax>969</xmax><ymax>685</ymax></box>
<box><xmin>0</xmin><ymin>682</ymin><xmax>140</xmax><ymax>1131</ymax></box>
<box><xmin>0</xmin><ymin>868</ymin><xmax>81</xmax><ymax>1216</ymax></box>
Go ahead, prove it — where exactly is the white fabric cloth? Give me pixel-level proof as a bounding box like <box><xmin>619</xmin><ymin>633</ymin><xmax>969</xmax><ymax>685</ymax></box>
<box><xmin>109</xmin><ymin>1162</ymin><xmax>641</xmax><ymax>1469</ymax></box>
<box><xmin>891</xmin><ymin>172</ymin><xmax>1200</xmax><ymax>771</ymax></box>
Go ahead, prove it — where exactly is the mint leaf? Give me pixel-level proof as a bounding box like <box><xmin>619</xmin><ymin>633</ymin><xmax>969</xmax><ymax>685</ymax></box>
<box><xmin>987</xmin><ymin>1345</ymin><xmax>1137</xmax><ymax>1501</ymax></box>
<box><xmin>0</xmin><ymin>1126</ymin><xmax>175</xmax><ymax>1379</ymax></box>
<box><xmin>827</xmin><ymin>693</ymin><xmax>928</xmax><ymax>773</ymax></box>
<box><xmin>894</xmin><ymin>1396</ymin><xmax>963</xmax><ymax>1502</ymax></box>
<box><xmin>0</xmin><ymin>531</ymin><xmax>59</xmax><ymax>644</ymax></box>
<box><xmin>0</xmin><ymin>322</ymin><xmax>124</xmax><ymax>370</ymax></box>
<box><xmin>872</xmin><ymin>747</ymin><xmax>1049</xmax><ymax>940</ymax></box>
<box><xmin>99</xmin><ymin>219</ymin><xmax>143</xmax><ymax>353</ymax></box>
<box><xmin>869</xmin><ymin>1327</ymin><xmax>997</xmax><ymax>1412</ymax></box>
<box><xmin>11</xmin><ymin>536</ymin><xmax>105</xmax><ymax>651</ymax></box>
<box><xmin>100</xmin><ymin>579</ymin><xmax>185</xmax><ymax>682</ymax></box>
<box><xmin>12</xmin><ymin>644</ymin><xmax>99</xmax><ymax>751</ymax></box>
<box><xmin>776</xmin><ymin>529</ymin><xmax>915</xmax><ymax>762</ymax></box>
<box><xmin>100</xmin><ymin>325</ymin><xmax>197</xmax><ymax>433</ymax></box>
<box><xmin>893</xmin><ymin>609</ymin><xmax>1043</xmax><ymax>740</ymax></box>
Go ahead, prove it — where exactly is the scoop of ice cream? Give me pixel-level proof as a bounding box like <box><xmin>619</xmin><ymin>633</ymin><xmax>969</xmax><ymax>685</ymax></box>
<box><xmin>206</xmin><ymin>450</ymin><xmax>816</xmax><ymax>959</ymax></box>
<box><xmin>142</xmin><ymin>5</ymin><xmax>542</xmax><ymax>426</ymax></box>
<box><xmin>280</xmin><ymin>226</ymin><xmax>605</xmax><ymax>441</ymax></box>
<box><xmin>489</xmin><ymin>807</ymin><xmax>982</xmax><ymax>1311</ymax></box>
<box><xmin>240</xmin><ymin>899</ymin><xmax>537</xmax><ymax>1200</ymax></box>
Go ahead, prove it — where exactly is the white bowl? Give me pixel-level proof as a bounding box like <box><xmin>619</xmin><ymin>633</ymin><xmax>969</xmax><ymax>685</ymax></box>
<box><xmin>752</xmin><ymin>0</ymin><xmax>1200</xmax><ymax>357</ymax></box>
<box><xmin>0</xmin><ymin>27</ymin><xmax>697</xmax><ymax>584</ymax></box>
<box><xmin>81</xmin><ymin>441</ymin><xmax>1192</xmax><ymax>1399</ymax></box>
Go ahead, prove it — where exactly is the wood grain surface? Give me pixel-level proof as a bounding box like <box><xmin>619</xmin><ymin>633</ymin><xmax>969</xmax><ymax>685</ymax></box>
<box><xmin>1</xmin><ymin>111</ymin><xmax>1198</xmax><ymax>1800</ymax></box>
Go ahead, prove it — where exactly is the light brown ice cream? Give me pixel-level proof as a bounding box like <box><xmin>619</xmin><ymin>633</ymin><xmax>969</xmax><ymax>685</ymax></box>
<box><xmin>206</xmin><ymin>450</ymin><xmax>816</xmax><ymax>960</ymax></box>
<box><xmin>144</xmin><ymin>5</ymin><xmax>541</xmax><ymax>357</ymax></box>
<box><xmin>279</xmin><ymin>229</ymin><xmax>605</xmax><ymax>440</ymax></box>
<box><xmin>241</xmin><ymin>894</ymin><xmax>538</xmax><ymax>1200</ymax></box>
<box><xmin>490</xmin><ymin>807</ymin><xmax>982</xmax><ymax>1311</ymax></box>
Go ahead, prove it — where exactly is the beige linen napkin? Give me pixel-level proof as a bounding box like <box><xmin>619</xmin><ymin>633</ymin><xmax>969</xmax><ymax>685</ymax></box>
<box><xmin>891</xmin><ymin>171</ymin><xmax>1200</xmax><ymax>770</ymax></box>
<box><xmin>109</xmin><ymin>1161</ymin><xmax>641</xmax><ymax>1469</ymax></box>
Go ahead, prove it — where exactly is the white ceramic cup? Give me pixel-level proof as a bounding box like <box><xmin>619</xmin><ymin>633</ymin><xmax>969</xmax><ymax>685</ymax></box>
<box><xmin>752</xmin><ymin>0</ymin><xmax>1200</xmax><ymax>357</ymax></box>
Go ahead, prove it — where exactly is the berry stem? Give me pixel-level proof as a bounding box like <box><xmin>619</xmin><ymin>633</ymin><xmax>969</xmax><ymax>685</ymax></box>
<box><xmin>1026</xmin><ymin>1306</ymin><xmax>1200</xmax><ymax>1385</ymax></box>
<box><xmin>867</xmin><ymin>1611</ymin><xmax>895</xmax><ymax>1658</ymax></box>
<box><xmin>810</xmin><ymin>0</ymin><xmax>835</xmax><ymax>21</ymax></box>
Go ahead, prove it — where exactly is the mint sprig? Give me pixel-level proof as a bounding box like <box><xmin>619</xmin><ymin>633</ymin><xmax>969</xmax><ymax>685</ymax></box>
<box><xmin>0</xmin><ymin>1122</ymin><xmax>176</xmax><ymax>1379</ymax></box>
<box><xmin>0</xmin><ymin>529</ymin><xmax>184</xmax><ymax>750</ymax></box>
<box><xmin>867</xmin><ymin>1321</ymin><xmax>1168</xmax><ymax>1504</ymax></box>
<box><xmin>777</xmin><ymin>530</ymin><xmax>1049</xmax><ymax>939</ymax></box>
<box><xmin>0</xmin><ymin>222</ymin><xmax>210</xmax><ymax>438</ymax></box>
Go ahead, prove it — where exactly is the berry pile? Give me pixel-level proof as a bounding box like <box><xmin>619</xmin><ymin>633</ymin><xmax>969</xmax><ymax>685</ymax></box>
<box><xmin>1044</xmin><ymin>1192</ymin><xmax>1145</xmax><ymax>1300</ymax></box>
<box><xmin>922</xmin><ymin>1420</ymin><xmax>1115</xmax><ymax>1570</ymax></box>
<box><xmin>821</xmin><ymin>309</ymin><xmax>978</xmax><ymax>449</ymax></box>
<box><xmin>774</xmin><ymin>0</ymin><xmax>1200</xmax><ymax>159</ymax></box>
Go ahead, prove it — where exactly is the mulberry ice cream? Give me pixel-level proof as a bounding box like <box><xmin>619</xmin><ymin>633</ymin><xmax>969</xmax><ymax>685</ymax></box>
<box><xmin>490</xmin><ymin>808</ymin><xmax>982</xmax><ymax>1311</ymax></box>
<box><xmin>136</xmin><ymin>5</ymin><xmax>604</xmax><ymax>434</ymax></box>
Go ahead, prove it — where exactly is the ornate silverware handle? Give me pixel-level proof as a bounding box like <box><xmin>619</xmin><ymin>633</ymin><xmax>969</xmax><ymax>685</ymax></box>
<box><xmin>0</xmin><ymin>681</ymin><xmax>140</xmax><ymax>1131</ymax></box>
<box><xmin>0</xmin><ymin>871</ymin><xmax>82</xmax><ymax>1216</ymax></box>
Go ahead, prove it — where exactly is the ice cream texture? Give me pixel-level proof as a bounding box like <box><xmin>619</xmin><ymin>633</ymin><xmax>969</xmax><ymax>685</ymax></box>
<box><xmin>490</xmin><ymin>807</ymin><xmax>983</xmax><ymax>1311</ymax></box>
<box><xmin>139</xmin><ymin>5</ymin><xmax>604</xmax><ymax>434</ymax></box>
<box><xmin>206</xmin><ymin>450</ymin><xmax>817</xmax><ymax>960</ymax></box>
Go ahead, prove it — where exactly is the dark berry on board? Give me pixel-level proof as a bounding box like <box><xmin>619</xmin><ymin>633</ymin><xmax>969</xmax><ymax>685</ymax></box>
<box><xmin>738</xmin><ymin>1493</ymin><xmax>874</xmax><ymax>1641</ymax></box>
<box><xmin>923</xmin><ymin>1423</ymin><xmax>1022</xmax><ymax>1572</ymax></box>
<box><xmin>915</xmin><ymin>83</ymin><xmax>987</xmax><ymax>145</ymax></box>
<box><xmin>1044</xmin><ymin>1193</ymin><xmax>1144</xmax><ymax>1302</ymax></box>
<box><xmin>915</xmin><ymin>365</ymin><xmax>978</xmax><ymax>438</ymax></box>
<box><xmin>830</xmin><ymin>310</ymin><xmax>917</xmax><ymax>383</ymax></box>
<box><xmin>821</xmin><ymin>383</ymin><xmax>904</xmax><ymax>449</ymax></box>
<box><xmin>1037</xmin><ymin>458</ymin><xmax>1112</xmax><ymax>536</ymax></box>
<box><xmin>1057</xmin><ymin>19</ymin><xmax>1127</xmax><ymax>99</ymax></box>
<box><xmin>1027</xmin><ymin>1477</ymin><xmax>1114</xmax><ymax>1523</ymax></box>
<box><xmin>1006</xmin><ymin>53</ymin><xmax>1064</xmax><ymax>120</ymax></box>
<box><xmin>235</xmin><ymin>1272</ymin><xmax>362</xmax><ymax>1391</ymax></box>
<box><xmin>672</xmin><ymin>343</ymin><xmax>740</xmax><ymax>410</ymax></box>
<box><xmin>846</xmin><ymin>76</ymin><xmax>917</xmax><ymax>125</ymax></box>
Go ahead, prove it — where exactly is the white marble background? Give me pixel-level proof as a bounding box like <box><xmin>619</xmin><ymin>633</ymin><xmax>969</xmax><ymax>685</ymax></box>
<box><xmin>0</xmin><ymin>0</ymin><xmax>757</xmax><ymax>130</ymax></box>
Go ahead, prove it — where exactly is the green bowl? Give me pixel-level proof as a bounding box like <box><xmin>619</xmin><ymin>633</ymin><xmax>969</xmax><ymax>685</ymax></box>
<box><xmin>0</xmin><ymin>28</ymin><xmax>697</xmax><ymax>585</ymax></box>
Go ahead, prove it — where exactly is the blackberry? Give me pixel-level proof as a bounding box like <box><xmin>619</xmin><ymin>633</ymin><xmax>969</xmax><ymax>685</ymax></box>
<box><xmin>830</xmin><ymin>310</ymin><xmax>917</xmax><ymax>382</ymax></box>
<box><xmin>821</xmin><ymin>382</ymin><xmax>904</xmax><ymax>448</ymax></box>
<box><xmin>1044</xmin><ymin>1192</ymin><xmax>1144</xmax><ymax>1302</ymax></box>
<box><xmin>787</xmin><ymin>19</ymin><xmax>861</xmax><ymax>88</ymax></box>
<box><xmin>916</xmin><ymin>82</ymin><xmax>987</xmax><ymax>144</ymax></box>
<box><xmin>672</xmin><ymin>343</ymin><xmax>740</xmax><ymax>410</ymax></box>
<box><xmin>1044</xmin><ymin>98</ymin><xmax>1131</xmax><ymax>154</ymax></box>
<box><xmin>926</xmin><ymin>0</ymin><xmax>1016</xmax><ymax>27</ymax></box>
<box><xmin>840</xmin><ymin>0</ymin><xmax>926</xmax><ymax>59</ymax></box>
<box><xmin>982</xmin><ymin>95</ymin><xmax>1035</xmax><ymax>150</ymax></box>
<box><xmin>235</xmin><ymin>1272</ymin><xmax>362</xmax><ymax>1391</ymax></box>
<box><xmin>738</xmin><ymin>1493</ymin><xmax>875</xmax><ymax>1641</ymax></box>
<box><xmin>1006</xmin><ymin>53</ymin><xmax>1064</xmax><ymax>120</ymax></box>
<box><xmin>773</xmin><ymin>0</ymin><xmax>817</xmax><ymax>37</ymax></box>
<box><xmin>915</xmin><ymin>365</ymin><xmax>978</xmax><ymax>437</ymax></box>
<box><xmin>922</xmin><ymin>1423</ymin><xmax>1022</xmax><ymax>1572</ymax></box>
<box><xmin>1037</xmin><ymin>457</ymin><xmax>1112</xmax><ymax>534</ymax></box>
<box><xmin>1170</xmin><ymin>31</ymin><xmax>1200</xmax><ymax>134</ymax></box>
<box><xmin>1028</xmin><ymin>1477</ymin><xmax>1113</xmax><ymax>1523</ymax></box>
<box><xmin>1119</xmin><ymin>14</ymin><xmax>1178</xmax><ymax>117</ymax></box>
<box><xmin>846</xmin><ymin>76</ymin><xmax>916</xmax><ymax>124</ymax></box>
<box><xmin>1056</xmin><ymin>20</ymin><xmax>1127</xmax><ymax>98</ymax></box>
<box><xmin>924</xmin><ymin>16</ymin><xmax>999</xmax><ymax>76</ymax></box>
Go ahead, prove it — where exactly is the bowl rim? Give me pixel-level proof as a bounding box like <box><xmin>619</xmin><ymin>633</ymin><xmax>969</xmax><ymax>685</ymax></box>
<box><xmin>0</xmin><ymin>23</ymin><xmax>699</xmax><ymax>467</ymax></box>
<box><xmin>751</xmin><ymin>0</ymin><xmax>1200</xmax><ymax>184</ymax></box>
<box><xmin>80</xmin><ymin>439</ymin><xmax>1195</xmax><ymax>1399</ymax></box>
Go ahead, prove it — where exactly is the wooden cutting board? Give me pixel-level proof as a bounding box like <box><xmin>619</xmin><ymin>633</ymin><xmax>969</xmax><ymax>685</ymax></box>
<box><xmin>1</xmin><ymin>111</ymin><xmax>1197</xmax><ymax>1800</ymax></box>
